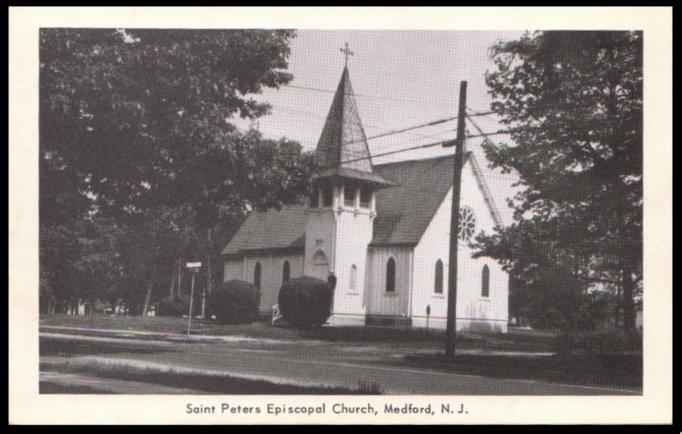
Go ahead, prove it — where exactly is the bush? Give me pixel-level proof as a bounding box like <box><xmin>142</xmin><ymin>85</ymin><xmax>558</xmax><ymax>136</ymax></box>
<box><xmin>556</xmin><ymin>328</ymin><xmax>643</xmax><ymax>355</ymax></box>
<box><xmin>156</xmin><ymin>296</ymin><xmax>189</xmax><ymax>317</ymax></box>
<box><xmin>278</xmin><ymin>276</ymin><xmax>333</xmax><ymax>328</ymax></box>
<box><xmin>208</xmin><ymin>280</ymin><xmax>260</xmax><ymax>324</ymax></box>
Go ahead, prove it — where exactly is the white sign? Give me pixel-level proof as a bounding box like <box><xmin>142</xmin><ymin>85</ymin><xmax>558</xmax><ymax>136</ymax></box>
<box><xmin>186</xmin><ymin>262</ymin><xmax>202</xmax><ymax>269</ymax></box>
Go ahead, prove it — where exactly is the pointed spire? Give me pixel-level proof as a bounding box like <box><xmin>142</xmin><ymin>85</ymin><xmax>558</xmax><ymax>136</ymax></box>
<box><xmin>315</xmin><ymin>66</ymin><xmax>373</xmax><ymax>172</ymax></box>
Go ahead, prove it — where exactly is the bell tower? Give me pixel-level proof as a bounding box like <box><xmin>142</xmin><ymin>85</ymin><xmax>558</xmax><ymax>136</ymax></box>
<box><xmin>304</xmin><ymin>55</ymin><xmax>393</xmax><ymax>326</ymax></box>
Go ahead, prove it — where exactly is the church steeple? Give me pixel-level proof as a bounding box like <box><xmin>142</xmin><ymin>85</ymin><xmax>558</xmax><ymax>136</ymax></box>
<box><xmin>304</xmin><ymin>55</ymin><xmax>393</xmax><ymax>326</ymax></box>
<box><xmin>316</xmin><ymin>66</ymin><xmax>374</xmax><ymax>173</ymax></box>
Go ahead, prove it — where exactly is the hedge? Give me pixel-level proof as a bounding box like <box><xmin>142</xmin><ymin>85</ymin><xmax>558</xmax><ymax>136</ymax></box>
<box><xmin>208</xmin><ymin>279</ymin><xmax>260</xmax><ymax>324</ymax></box>
<box><xmin>278</xmin><ymin>276</ymin><xmax>333</xmax><ymax>328</ymax></box>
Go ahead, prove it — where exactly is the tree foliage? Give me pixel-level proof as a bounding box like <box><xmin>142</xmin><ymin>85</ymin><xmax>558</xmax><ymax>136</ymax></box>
<box><xmin>39</xmin><ymin>29</ymin><xmax>319</xmax><ymax>313</ymax></box>
<box><xmin>475</xmin><ymin>31</ymin><xmax>643</xmax><ymax>332</ymax></box>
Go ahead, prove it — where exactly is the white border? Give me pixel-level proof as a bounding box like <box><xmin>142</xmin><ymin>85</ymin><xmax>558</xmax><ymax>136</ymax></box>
<box><xmin>9</xmin><ymin>7</ymin><xmax>672</xmax><ymax>424</ymax></box>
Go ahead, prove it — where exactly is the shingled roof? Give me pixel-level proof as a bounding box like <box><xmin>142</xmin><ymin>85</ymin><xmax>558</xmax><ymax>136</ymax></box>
<box><xmin>369</xmin><ymin>154</ymin><xmax>460</xmax><ymax>246</ymax></box>
<box><xmin>221</xmin><ymin>204</ymin><xmax>307</xmax><ymax>257</ymax></box>
<box><xmin>316</xmin><ymin>66</ymin><xmax>374</xmax><ymax>172</ymax></box>
<box><xmin>221</xmin><ymin>154</ymin><xmax>488</xmax><ymax>256</ymax></box>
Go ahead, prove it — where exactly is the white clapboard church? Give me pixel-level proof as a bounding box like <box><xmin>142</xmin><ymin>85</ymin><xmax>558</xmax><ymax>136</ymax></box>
<box><xmin>222</xmin><ymin>65</ymin><xmax>509</xmax><ymax>332</ymax></box>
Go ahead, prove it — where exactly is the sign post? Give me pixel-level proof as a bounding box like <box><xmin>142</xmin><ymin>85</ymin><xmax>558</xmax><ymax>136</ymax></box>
<box><xmin>186</xmin><ymin>262</ymin><xmax>202</xmax><ymax>336</ymax></box>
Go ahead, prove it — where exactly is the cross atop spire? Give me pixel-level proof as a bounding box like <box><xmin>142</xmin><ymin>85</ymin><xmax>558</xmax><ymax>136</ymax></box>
<box><xmin>340</xmin><ymin>42</ymin><xmax>354</xmax><ymax>67</ymax></box>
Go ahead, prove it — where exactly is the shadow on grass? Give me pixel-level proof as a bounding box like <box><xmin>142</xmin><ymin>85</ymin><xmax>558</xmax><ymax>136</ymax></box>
<box><xmin>396</xmin><ymin>352</ymin><xmax>642</xmax><ymax>391</ymax></box>
<box><xmin>300</xmin><ymin>326</ymin><xmax>482</xmax><ymax>346</ymax></box>
<box><xmin>39</xmin><ymin>382</ymin><xmax>110</xmax><ymax>394</ymax></box>
<box><xmin>40</xmin><ymin>337</ymin><xmax>173</xmax><ymax>357</ymax></box>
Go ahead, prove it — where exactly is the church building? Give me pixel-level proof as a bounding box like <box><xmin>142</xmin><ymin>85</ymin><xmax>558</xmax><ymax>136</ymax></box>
<box><xmin>221</xmin><ymin>65</ymin><xmax>509</xmax><ymax>332</ymax></box>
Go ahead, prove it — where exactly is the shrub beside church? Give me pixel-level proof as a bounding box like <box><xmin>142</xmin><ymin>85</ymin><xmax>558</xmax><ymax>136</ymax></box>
<box><xmin>208</xmin><ymin>280</ymin><xmax>260</xmax><ymax>324</ymax></box>
<box><xmin>278</xmin><ymin>276</ymin><xmax>333</xmax><ymax>328</ymax></box>
<box><xmin>156</xmin><ymin>295</ymin><xmax>190</xmax><ymax>317</ymax></box>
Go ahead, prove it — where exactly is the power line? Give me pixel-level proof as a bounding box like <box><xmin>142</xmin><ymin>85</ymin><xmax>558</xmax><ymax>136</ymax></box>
<box><xmin>364</xmin><ymin>110</ymin><xmax>493</xmax><ymax>143</ymax></box>
<box><xmin>466</xmin><ymin>111</ymin><xmax>497</xmax><ymax>148</ymax></box>
<box><xmin>339</xmin><ymin>137</ymin><xmax>456</xmax><ymax>166</ymax></box>
<box><xmin>269</xmin><ymin>101</ymin><xmax>495</xmax><ymax>149</ymax></box>
<box><xmin>368</xmin><ymin>127</ymin><xmax>460</xmax><ymax>155</ymax></box>
<box><xmin>268</xmin><ymin>103</ymin><xmax>458</xmax><ymax>143</ymax></box>
<box><xmin>282</xmin><ymin>83</ymin><xmax>492</xmax><ymax>111</ymax></box>
<box><xmin>334</xmin><ymin>115</ymin><xmax>508</xmax><ymax>167</ymax></box>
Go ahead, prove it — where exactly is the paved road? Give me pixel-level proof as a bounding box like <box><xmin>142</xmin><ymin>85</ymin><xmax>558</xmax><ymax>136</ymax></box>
<box><xmin>39</xmin><ymin>331</ymin><xmax>639</xmax><ymax>395</ymax></box>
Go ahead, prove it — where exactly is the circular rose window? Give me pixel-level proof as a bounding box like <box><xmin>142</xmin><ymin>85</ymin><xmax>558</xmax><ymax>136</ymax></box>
<box><xmin>458</xmin><ymin>206</ymin><xmax>476</xmax><ymax>241</ymax></box>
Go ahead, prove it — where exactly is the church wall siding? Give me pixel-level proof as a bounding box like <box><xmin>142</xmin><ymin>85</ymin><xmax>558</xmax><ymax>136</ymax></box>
<box><xmin>304</xmin><ymin>186</ymin><xmax>375</xmax><ymax>326</ymax></box>
<box><xmin>303</xmin><ymin>208</ymin><xmax>337</xmax><ymax>280</ymax></box>
<box><xmin>364</xmin><ymin>246</ymin><xmax>412</xmax><ymax>317</ymax></box>
<box><xmin>223</xmin><ymin>259</ymin><xmax>244</xmax><ymax>284</ymax></box>
<box><xmin>329</xmin><ymin>205</ymin><xmax>374</xmax><ymax>325</ymax></box>
<box><xmin>412</xmin><ymin>163</ymin><xmax>509</xmax><ymax>332</ymax></box>
<box><xmin>223</xmin><ymin>254</ymin><xmax>304</xmax><ymax>314</ymax></box>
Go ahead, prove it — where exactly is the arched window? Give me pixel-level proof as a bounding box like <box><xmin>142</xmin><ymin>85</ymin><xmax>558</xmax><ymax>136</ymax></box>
<box><xmin>344</xmin><ymin>184</ymin><xmax>357</xmax><ymax>207</ymax></box>
<box><xmin>434</xmin><ymin>259</ymin><xmax>444</xmax><ymax>294</ymax></box>
<box><xmin>254</xmin><ymin>262</ymin><xmax>262</xmax><ymax>291</ymax></box>
<box><xmin>349</xmin><ymin>264</ymin><xmax>357</xmax><ymax>291</ymax></box>
<box><xmin>282</xmin><ymin>261</ymin><xmax>290</xmax><ymax>283</ymax></box>
<box><xmin>481</xmin><ymin>264</ymin><xmax>490</xmax><ymax>297</ymax></box>
<box><xmin>360</xmin><ymin>187</ymin><xmax>372</xmax><ymax>208</ymax></box>
<box><xmin>386</xmin><ymin>257</ymin><xmax>396</xmax><ymax>293</ymax></box>
<box><xmin>321</xmin><ymin>184</ymin><xmax>333</xmax><ymax>207</ymax></box>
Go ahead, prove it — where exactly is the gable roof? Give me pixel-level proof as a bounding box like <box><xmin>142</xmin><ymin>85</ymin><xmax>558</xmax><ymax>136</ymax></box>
<box><xmin>467</xmin><ymin>152</ymin><xmax>504</xmax><ymax>227</ymax></box>
<box><xmin>221</xmin><ymin>204</ymin><xmax>307</xmax><ymax>257</ymax></box>
<box><xmin>221</xmin><ymin>153</ymin><xmax>504</xmax><ymax>257</ymax></box>
<box><xmin>369</xmin><ymin>154</ymin><xmax>460</xmax><ymax>246</ymax></box>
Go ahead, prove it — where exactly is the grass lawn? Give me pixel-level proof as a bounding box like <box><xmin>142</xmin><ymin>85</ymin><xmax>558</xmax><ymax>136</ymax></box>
<box><xmin>40</xmin><ymin>314</ymin><xmax>556</xmax><ymax>351</ymax></box>
<box><xmin>40</xmin><ymin>314</ymin><xmax>641</xmax><ymax>392</ymax></box>
<box><xmin>41</xmin><ymin>314</ymin><xmax>642</xmax><ymax>359</ymax></box>
<box><xmin>39</xmin><ymin>314</ymin><xmax>556</xmax><ymax>348</ymax></box>
<box><xmin>39</xmin><ymin>314</ymin><xmax>473</xmax><ymax>344</ymax></box>
<box><xmin>40</xmin><ymin>358</ymin><xmax>382</xmax><ymax>394</ymax></box>
<box><xmin>41</xmin><ymin>313</ymin><xmax>300</xmax><ymax>340</ymax></box>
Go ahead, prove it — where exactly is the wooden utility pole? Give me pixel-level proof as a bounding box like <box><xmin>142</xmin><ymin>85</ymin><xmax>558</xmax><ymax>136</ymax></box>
<box><xmin>444</xmin><ymin>81</ymin><xmax>467</xmax><ymax>357</ymax></box>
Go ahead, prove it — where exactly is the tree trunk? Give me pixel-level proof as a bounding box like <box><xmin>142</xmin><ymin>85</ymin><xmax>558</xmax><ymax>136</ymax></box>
<box><xmin>169</xmin><ymin>261</ymin><xmax>177</xmax><ymax>301</ymax></box>
<box><xmin>141</xmin><ymin>266</ymin><xmax>156</xmax><ymax>317</ymax></box>
<box><xmin>177</xmin><ymin>260</ymin><xmax>183</xmax><ymax>297</ymax></box>
<box><xmin>622</xmin><ymin>272</ymin><xmax>636</xmax><ymax>334</ymax></box>
<box><xmin>206</xmin><ymin>228</ymin><xmax>214</xmax><ymax>294</ymax></box>
<box><xmin>142</xmin><ymin>282</ymin><xmax>153</xmax><ymax>317</ymax></box>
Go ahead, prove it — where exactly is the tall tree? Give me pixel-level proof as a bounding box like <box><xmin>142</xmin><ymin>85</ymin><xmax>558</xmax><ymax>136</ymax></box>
<box><xmin>475</xmin><ymin>31</ymin><xmax>642</xmax><ymax>333</ymax></box>
<box><xmin>40</xmin><ymin>28</ymin><xmax>299</xmax><ymax>219</ymax></box>
<box><xmin>39</xmin><ymin>29</ymin><xmax>319</xmax><ymax>312</ymax></box>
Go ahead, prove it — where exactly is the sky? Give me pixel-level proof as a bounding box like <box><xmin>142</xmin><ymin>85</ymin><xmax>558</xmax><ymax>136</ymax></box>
<box><xmin>232</xmin><ymin>30</ymin><xmax>525</xmax><ymax>225</ymax></box>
